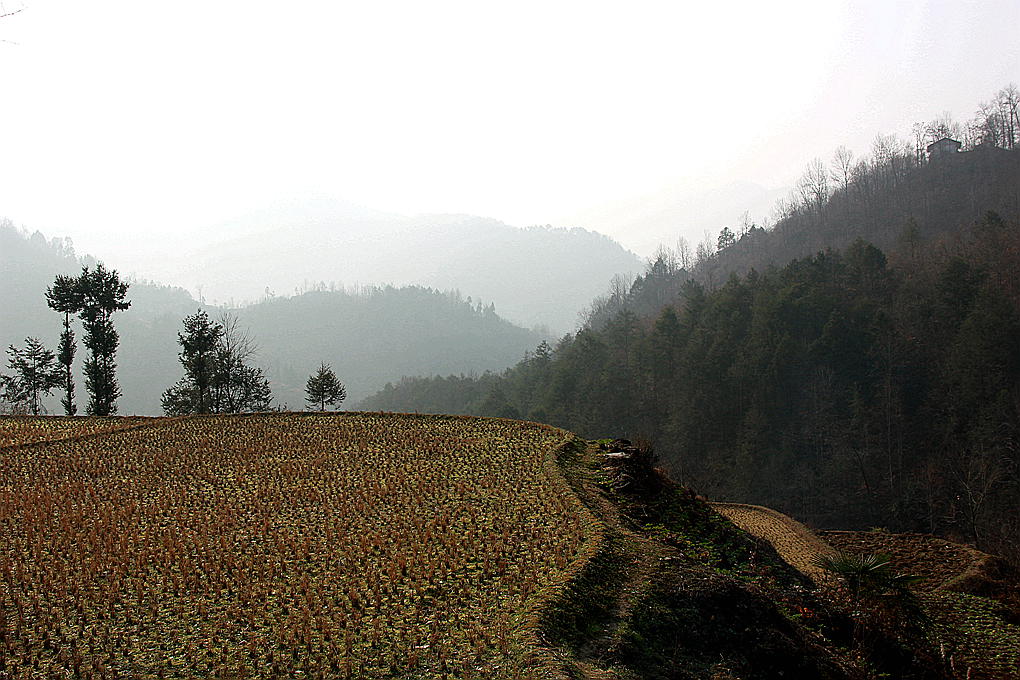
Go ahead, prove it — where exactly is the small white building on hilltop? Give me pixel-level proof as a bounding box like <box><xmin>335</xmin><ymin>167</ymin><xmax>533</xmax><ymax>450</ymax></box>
<box><xmin>926</xmin><ymin>137</ymin><xmax>962</xmax><ymax>160</ymax></box>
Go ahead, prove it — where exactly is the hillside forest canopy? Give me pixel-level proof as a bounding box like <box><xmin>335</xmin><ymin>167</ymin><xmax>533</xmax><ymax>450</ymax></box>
<box><xmin>361</xmin><ymin>87</ymin><xmax>1020</xmax><ymax>565</ymax></box>
<box><xmin>363</xmin><ymin>214</ymin><xmax>1020</xmax><ymax>568</ymax></box>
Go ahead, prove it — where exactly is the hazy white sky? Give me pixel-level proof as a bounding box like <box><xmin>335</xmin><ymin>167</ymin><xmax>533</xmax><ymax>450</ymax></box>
<box><xmin>1</xmin><ymin>0</ymin><xmax>1017</xmax><ymax>261</ymax></box>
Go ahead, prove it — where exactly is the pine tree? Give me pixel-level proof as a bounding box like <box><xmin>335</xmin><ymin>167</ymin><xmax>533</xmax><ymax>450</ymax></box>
<box><xmin>77</xmin><ymin>264</ymin><xmax>131</xmax><ymax>416</ymax></box>
<box><xmin>45</xmin><ymin>274</ymin><xmax>85</xmax><ymax>415</ymax></box>
<box><xmin>305</xmin><ymin>362</ymin><xmax>346</xmax><ymax>411</ymax></box>
<box><xmin>1</xmin><ymin>338</ymin><xmax>63</xmax><ymax>415</ymax></box>
<box><xmin>177</xmin><ymin>310</ymin><xmax>223</xmax><ymax>414</ymax></box>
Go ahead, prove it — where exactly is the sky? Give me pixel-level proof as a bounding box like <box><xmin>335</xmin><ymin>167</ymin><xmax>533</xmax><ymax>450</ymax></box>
<box><xmin>1</xmin><ymin>0</ymin><xmax>1017</xmax><ymax>264</ymax></box>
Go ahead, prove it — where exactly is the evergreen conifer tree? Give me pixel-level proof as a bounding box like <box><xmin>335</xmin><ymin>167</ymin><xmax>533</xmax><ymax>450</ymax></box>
<box><xmin>305</xmin><ymin>362</ymin><xmax>346</xmax><ymax>411</ymax></box>
<box><xmin>1</xmin><ymin>338</ymin><xmax>63</xmax><ymax>415</ymax></box>
<box><xmin>77</xmin><ymin>264</ymin><xmax>131</xmax><ymax>416</ymax></box>
<box><xmin>177</xmin><ymin>310</ymin><xmax>223</xmax><ymax>414</ymax></box>
<box><xmin>45</xmin><ymin>274</ymin><xmax>85</xmax><ymax>415</ymax></box>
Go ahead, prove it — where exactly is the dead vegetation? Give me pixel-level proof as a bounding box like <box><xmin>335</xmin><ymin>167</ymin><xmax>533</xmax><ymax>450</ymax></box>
<box><xmin>711</xmin><ymin>502</ymin><xmax>836</xmax><ymax>586</ymax></box>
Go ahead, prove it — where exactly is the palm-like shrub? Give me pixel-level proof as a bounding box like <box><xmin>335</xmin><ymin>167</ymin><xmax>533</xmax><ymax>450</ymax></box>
<box><xmin>815</xmin><ymin>551</ymin><xmax>920</xmax><ymax>603</ymax></box>
<box><xmin>814</xmin><ymin>550</ymin><xmax>926</xmax><ymax>647</ymax></box>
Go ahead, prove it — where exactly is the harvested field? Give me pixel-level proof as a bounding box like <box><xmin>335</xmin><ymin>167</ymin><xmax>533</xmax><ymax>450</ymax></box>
<box><xmin>709</xmin><ymin>502</ymin><xmax>834</xmax><ymax>585</ymax></box>
<box><xmin>0</xmin><ymin>415</ymin><xmax>154</xmax><ymax>448</ymax></box>
<box><xmin>0</xmin><ymin>413</ymin><xmax>599</xmax><ymax>679</ymax></box>
<box><xmin>821</xmin><ymin>530</ymin><xmax>985</xmax><ymax>593</ymax></box>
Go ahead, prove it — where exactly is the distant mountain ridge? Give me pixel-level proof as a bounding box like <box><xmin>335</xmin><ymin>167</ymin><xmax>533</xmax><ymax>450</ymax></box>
<box><xmin>128</xmin><ymin>199</ymin><xmax>644</xmax><ymax>334</ymax></box>
<box><xmin>0</xmin><ymin>222</ymin><xmax>547</xmax><ymax>415</ymax></box>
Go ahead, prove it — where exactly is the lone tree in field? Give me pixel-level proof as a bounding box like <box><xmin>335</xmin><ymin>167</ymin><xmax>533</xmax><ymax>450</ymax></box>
<box><xmin>77</xmin><ymin>264</ymin><xmax>131</xmax><ymax>415</ymax></box>
<box><xmin>1</xmin><ymin>338</ymin><xmax>63</xmax><ymax>415</ymax></box>
<box><xmin>45</xmin><ymin>274</ymin><xmax>85</xmax><ymax>415</ymax></box>
<box><xmin>305</xmin><ymin>362</ymin><xmax>346</xmax><ymax>411</ymax></box>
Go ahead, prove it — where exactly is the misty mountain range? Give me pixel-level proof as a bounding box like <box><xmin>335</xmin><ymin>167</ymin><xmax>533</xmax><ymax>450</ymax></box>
<box><xmin>1</xmin><ymin>214</ymin><xmax>640</xmax><ymax>414</ymax></box>
<box><xmin>118</xmin><ymin>198</ymin><xmax>643</xmax><ymax>334</ymax></box>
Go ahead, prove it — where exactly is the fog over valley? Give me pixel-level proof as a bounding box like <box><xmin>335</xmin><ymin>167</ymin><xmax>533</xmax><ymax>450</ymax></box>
<box><xmin>3</xmin><ymin>1</ymin><xmax>1017</xmax><ymax>262</ymax></box>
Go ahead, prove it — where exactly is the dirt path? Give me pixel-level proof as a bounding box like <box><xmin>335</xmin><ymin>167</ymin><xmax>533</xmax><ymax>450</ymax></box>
<box><xmin>710</xmin><ymin>502</ymin><xmax>835</xmax><ymax>585</ymax></box>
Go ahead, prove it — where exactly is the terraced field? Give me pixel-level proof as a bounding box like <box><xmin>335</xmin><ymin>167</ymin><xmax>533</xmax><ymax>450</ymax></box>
<box><xmin>712</xmin><ymin>503</ymin><xmax>1020</xmax><ymax>679</ymax></box>
<box><xmin>0</xmin><ymin>413</ymin><xmax>600</xmax><ymax>679</ymax></box>
<box><xmin>824</xmin><ymin>530</ymin><xmax>1020</xmax><ymax>679</ymax></box>
<box><xmin>821</xmin><ymin>530</ymin><xmax>987</xmax><ymax>593</ymax></box>
<box><xmin>709</xmin><ymin>502</ymin><xmax>835</xmax><ymax>584</ymax></box>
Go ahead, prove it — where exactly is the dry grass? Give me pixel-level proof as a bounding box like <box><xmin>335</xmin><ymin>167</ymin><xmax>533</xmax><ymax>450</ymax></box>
<box><xmin>709</xmin><ymin>502</ymin><xmax>835</xmax><ymax>585</ymax></box>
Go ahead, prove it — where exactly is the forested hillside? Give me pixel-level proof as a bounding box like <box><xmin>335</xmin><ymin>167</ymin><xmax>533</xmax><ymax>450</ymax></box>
<box><xmin>1</xmin><ymin>223</ymin><xmax>546</xmax><ymax>414</ymax></box>
<box><xmin>243</xmin><ymin>285</ymin><xmax>545</xmax><ymax>410</ymax></box>
<box><xmin>583</xmin><ymin>95</ymin><xmax>1019</xmax><ymax>329</ymax></box>
<box><xmin>361</xmin><ymin>148</ymin><xmax>1020</xmax><ymax>563</ymax></box>
<box><xmin>695</xmin><ymin>141</ymin><xmax>1019</xmax><ymax>290</ymax></box>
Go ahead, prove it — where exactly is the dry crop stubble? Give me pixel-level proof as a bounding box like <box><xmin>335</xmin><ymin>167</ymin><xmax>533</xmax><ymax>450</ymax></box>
<box><xmin>709</xmin><ymin>502</ymin><xmax>835</xmax><ymax>585</ymax></box>
<box><xmin>0</xmin><ymin>416</ymin><xmax>154</xmax><ymax>448</ymax></box>
<box><xmin>0</xmin><ymin>412</ymin><xmax>599</xmax><ymax>678</ymax></box>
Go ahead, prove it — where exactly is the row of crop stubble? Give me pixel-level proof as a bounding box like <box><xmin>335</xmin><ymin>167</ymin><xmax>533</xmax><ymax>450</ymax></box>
<box><xmin>0</xmin><ymin>412</ymin><xmax>600</xmax><ymax>678</ymax></box>
<box><xmin>0</xmin><ymin>416</ymin><xmax>155</xmax><ymax>448</ymax></box>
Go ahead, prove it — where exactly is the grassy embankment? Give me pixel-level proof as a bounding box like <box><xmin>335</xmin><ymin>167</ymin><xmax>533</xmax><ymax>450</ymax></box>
<box><xmin>538</xmin><ymin>440</ymin><xmax>1020</xmax><ymax>679</ymax></box>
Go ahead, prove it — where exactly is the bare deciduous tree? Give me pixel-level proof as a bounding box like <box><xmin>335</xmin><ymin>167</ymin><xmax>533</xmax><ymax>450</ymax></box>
<box><xmin>738</xmin><ymin>210</ymin><xmax>754</xmax><ymax>239</ymax></box>
<box><xmin>675</xmin><ymin>236</ymin><xmax>694</xmax><ymax>272</ymax></box>
<box><xmin>1000</xmin><ymin>83</ymin><xmax>1019</xmax><ymax>149</ymax></box>
<box><xmin>650</xmin><ymin>244</ymin><xmax>681</xmax><ymax>277</ymax></box>
<box><xmin>971</xmin><ymin>84</ymin><xmax>1020</xmax><ymax>149</ymax></box>
<box><xmin>213</xmin><ymin>312</ymin><xmax>266</xmax><ymax>413</ymax></box>
<box><xmin>0</xmin><ymin>4</ymin><xmax>24</xmax><ymax>20</ymax></box>
<box><xmin>798</xmin><ymin>157</ymin><xmax>829</xmax><ymax>214</ymax></box>
<box><xmin>924</xmin><ymin>111</ymin><xmax>961</xmax><ymax>145</ymax></box>
<box><xmin>830</xmin><ymin>145</ymin><xmax>855</xmax><ymax>194</ymax></box>
<box><xmin>0</xmin><ymin>3</ymin><xmax>24</xmax><ymax>46</ymax></box>
<box><xmin>948</xmin><ymin>444</ymin><xmax>1010</xmax><ymax>544</ymax></box>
